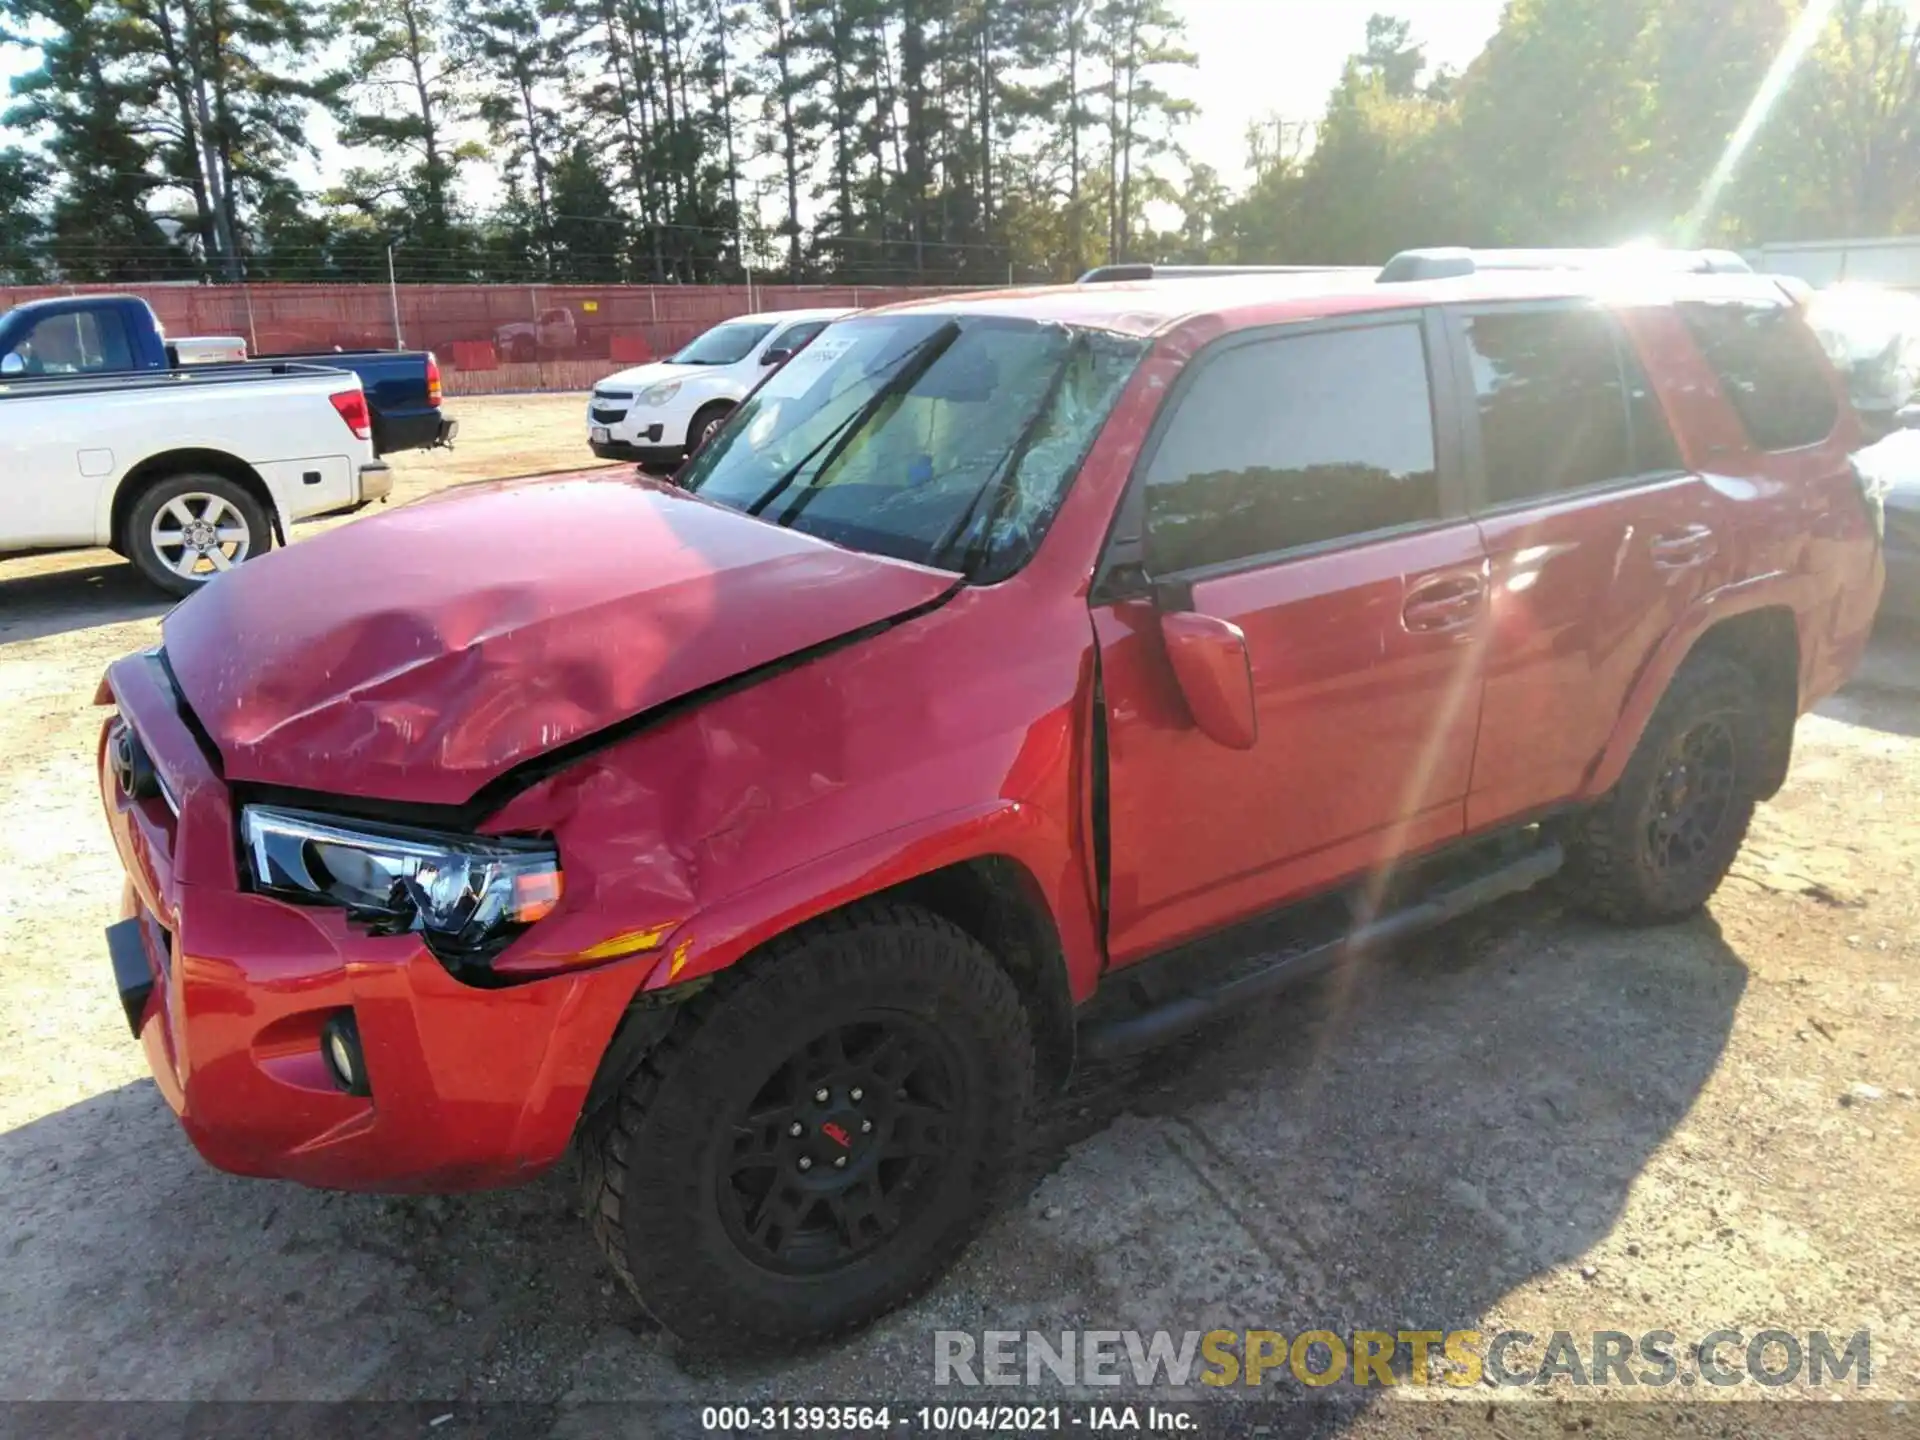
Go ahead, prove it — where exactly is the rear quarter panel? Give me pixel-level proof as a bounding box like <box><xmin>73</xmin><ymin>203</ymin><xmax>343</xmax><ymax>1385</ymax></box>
<box><xmin>84</xmin><ymin>376</ymin><xmax>371</xmax><ymax>542</ymax></box>
<box><xmin>1580</xmin><ymin>303</ymin><xmax>1882</xmax><ymax>798</ymax></box>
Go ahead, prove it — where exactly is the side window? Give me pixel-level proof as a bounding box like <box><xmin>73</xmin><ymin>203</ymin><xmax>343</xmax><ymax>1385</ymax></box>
<box><xmin>1677</xmin><ymin>299</ymin><xmax>1839</xmax><ymax>451</ymax></box>
<box><xmin>1621</xmin><ymin>325</ymin><xmax>1681</xmax><ymax>475</ymax></box>
<box><xmin>769</xmin><ymin>321</ymin><xmax>826</xmax><ymax>357</ymax></box>
<box><xmin>1143</xmin><ymin>323</ymin><xmax>1440</xmax><ymax>574</ymax></box>
<box><xmin>90</xmin><ymin>310</ymin><xmax>134</xmax><ymax>369</ymax></box>
<box><xmin>14</xmin><ymin>311</ymin><xmax>131</xmax><ymax>375</ymax></box>
<box><xmin>1463</xmin><ymin>306</ymin><xmax>1676</xmax><ymax>507</ymax></box>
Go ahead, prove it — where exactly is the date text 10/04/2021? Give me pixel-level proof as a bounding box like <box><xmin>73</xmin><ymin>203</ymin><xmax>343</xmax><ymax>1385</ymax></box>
<box><xmin>699</xmin><ymin>1407</ymin><xmax>1195</xmax><ymax>1432</ymax></box>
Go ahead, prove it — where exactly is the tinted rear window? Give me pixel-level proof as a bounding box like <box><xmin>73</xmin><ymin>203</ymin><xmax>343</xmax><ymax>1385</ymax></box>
<box><xmin>1678</xmin><ymin>300</ymin><xmax>1839</xmax><ymax>451</ymax></box>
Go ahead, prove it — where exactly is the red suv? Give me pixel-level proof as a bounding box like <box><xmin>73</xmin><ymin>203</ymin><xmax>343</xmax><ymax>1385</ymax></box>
<box><xmin>98</xmin><ymin>260</ymin><xmax>1882</xmax><ymax>1351</ymax></box>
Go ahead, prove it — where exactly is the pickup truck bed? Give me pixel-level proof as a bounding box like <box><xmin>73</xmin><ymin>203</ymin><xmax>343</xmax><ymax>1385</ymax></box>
<box><xmin>1</xmin><ymin>294</ymin><xmax>455</xmax><ymax>457</ymax></box>
<box><xmin>262</xmin><ymin>348</ymin><xmax>456</xmax><ymax>456</ymax></box>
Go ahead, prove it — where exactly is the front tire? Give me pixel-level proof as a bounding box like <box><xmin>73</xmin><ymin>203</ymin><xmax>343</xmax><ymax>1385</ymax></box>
<box><xmin>688</xmin><ymin>402</ymin><xmax>733</xmax><ymax>454</ymax></box>
<box><xmin>123</xmin><ymin>473</ymin><xmax>273</xmax><ymax>597</ymax></box>
<box><xmin>1563</xmin><ymin>652</ymin><xmax>1763</xmax><ymax>925</ymax></box>
<box><xmin>580</xmin><ymin>903</ymin><xmax>1033</xmax><ymax>1352</ymax></box>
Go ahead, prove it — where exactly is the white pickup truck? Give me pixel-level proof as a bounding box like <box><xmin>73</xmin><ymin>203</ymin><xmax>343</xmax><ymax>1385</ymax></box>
<box><xmin>0</xmin><ymin>361</ymin><xmax>392</xmax><ymax>596</ymax></box>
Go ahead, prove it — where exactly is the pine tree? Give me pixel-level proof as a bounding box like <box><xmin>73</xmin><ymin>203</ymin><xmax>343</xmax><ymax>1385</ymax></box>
<box><xmin>108</xmin><ymin>0</ymin><xmax>340</xmax><ymax>278</ymax></box>
<box><xmin>1</xmin><ymin>0</ymin><xmax>189</xmax><ymax>278</ymax></box>
<box><xmin>568</xmin><ymin>0</ymin><xmax>665</xmax><ymax>276</ymax></box>
<box><xmin>332</xmin><ymin>0</ymin><xmax>477</xmax><ymax>278</ymax></box>
<box><xmin>750</xmin><ymin>0</ymin><xmax>822</xmax><ymax>278</ymax></box>
<box><xmin>547</xmin><ymin>143</ymin><xmax>626</xmax><ymax>279</ymax></box>
<box><xmin>0</xmin><ymin>148</ymin><xmax>49</xmax><ymax>281</ymax></box>
<box><xmin>458</xmin><ymin>0</ymin><xmax>565</xmax><ymax>265</ymax></box>
<box><xmin>1091</xmin><ymin>0</ymin><xmax>1193</xmax><ymax>263</ymax></box>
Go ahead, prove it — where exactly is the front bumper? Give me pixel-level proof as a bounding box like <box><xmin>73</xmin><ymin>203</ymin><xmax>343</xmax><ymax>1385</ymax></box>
<box><xmin>589</xmin><ymin>396</ymin><xmax>697</xmax><ymax>463</ymax></box>
<box><xmin>95</xmin><ymin>654</ymin><xmax>635</xmax><ymax>1193</ymax></box>
<box><xmin>590</xmin><ymin>438</ymin><xmax>684</xmax><ymax>471</ymax></box>
<box><xmin>588</xmin><ymin>409</ymin><xmax>684</xmax><ymax>470</ymax></box>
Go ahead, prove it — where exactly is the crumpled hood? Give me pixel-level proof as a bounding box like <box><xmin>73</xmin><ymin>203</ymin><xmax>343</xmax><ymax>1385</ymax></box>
<box><xmin>162</xmin><ymin>473</ymin><xmax>957</xmax><ymax>807</ymax></box>
<box><xmin>596</xmin><ymin>360</ymin><xmax>711</xmax><ymax>392</ymax></box>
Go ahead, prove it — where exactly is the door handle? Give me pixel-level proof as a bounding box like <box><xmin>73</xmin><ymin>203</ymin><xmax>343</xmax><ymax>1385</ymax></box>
<box><xmin>1402</xmin><ymin>574</ymin><xmax>1485</xmax><ymax>633</ymax></box>
<box><xmin>1651</xmin><ymin>525</ymin><xmax>1716</xmax><ymax>569</ymax></box>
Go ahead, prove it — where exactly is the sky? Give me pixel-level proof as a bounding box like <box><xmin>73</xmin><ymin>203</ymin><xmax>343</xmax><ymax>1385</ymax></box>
<box><xmin>1178</xmin><ymin>0</ymin><xmax>1503</xmax><ymax>185</ymax></box>
<box><xmin>0</xmin><ymin>0</ymin><xmax>1508</xmax><ymax>212</ymax></box>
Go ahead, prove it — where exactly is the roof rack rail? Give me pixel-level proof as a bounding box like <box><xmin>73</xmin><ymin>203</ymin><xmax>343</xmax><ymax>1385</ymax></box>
<box><xmin>1076</xmin><ymin>263</ymin><xmax>1372</xmax><ymax>284</ymax></box>
<box><xmin>1376</xmin><ymin>246</ymin><xmax>1754</xmax><ymax>284</ymax></box>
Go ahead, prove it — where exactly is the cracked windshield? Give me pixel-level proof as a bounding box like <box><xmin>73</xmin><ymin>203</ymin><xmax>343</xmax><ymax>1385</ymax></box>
<box><xmin>680</xmin><ymin>316</ymin><xmax>1147</xmax><ymax>576</ymax></box>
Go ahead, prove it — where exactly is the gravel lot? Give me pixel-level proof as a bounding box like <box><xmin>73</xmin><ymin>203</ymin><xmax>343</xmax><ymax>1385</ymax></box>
<box><xmin>1</xmin><ymin>390</ymin><xmax>1915</xmax><ymax>1432</ymax></box>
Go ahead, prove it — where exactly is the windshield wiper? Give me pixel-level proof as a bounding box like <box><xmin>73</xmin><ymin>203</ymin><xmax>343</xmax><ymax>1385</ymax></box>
<box><xmin>930</xmin><ymin>331</ymin><xmax>1083</xmax><ymax>577</ymax></box>
<box><xmin>741</xmin><ymin>322</ymin><xmax>962</xmax><ymax>521</ymax></box>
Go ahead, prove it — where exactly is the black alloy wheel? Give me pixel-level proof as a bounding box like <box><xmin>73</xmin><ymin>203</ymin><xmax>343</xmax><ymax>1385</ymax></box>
<box><xmin>719</xmin><ymin>1015</ymin><xmax>961</xmax><ymax>1274</ymax></box>
<box><xmin>578</xmin><ymin>902</ymin><xmax>1034</xmax><ymax>1351</ymax></box>
<box><xmin>1643</xmin><ymin>717</ymin><xmax>1738</xmax><ymax>876</ymax></box>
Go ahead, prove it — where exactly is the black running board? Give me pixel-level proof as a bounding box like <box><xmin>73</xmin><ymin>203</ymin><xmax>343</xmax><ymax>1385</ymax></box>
<box><xmin>1079</xmin><ymin>841</ymin><xmax>1563</xmax><ymax>1063</ymax></box>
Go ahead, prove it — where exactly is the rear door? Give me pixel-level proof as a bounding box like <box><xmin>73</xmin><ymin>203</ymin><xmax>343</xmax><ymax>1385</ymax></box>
<box><xmin>1445</xmin><ymin>300</ymin><xmax>1729</xmax><ymax>830</ymax></box>
<box><xmin>1093</xmin><ymin>312</ymin><xmax>1490</xmax><ymax>964</ymax></box>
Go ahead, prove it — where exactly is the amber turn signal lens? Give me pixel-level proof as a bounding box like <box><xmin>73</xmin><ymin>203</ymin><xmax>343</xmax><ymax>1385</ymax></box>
<box><xmin>511</xmin><ymin>868</ymin><xmax>564</xmax><ymax>925</ymax></box>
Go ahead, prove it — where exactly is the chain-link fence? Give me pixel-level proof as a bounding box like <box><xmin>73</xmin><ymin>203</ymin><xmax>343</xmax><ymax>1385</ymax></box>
<box><xmin>0</xmin><ymin>280</ymin><xmax>968</xmax><ymax>395</ymax></box>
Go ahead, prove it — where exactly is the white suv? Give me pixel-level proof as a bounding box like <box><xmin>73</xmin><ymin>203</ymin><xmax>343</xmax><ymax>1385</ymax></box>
<box><xmin>588</xmin><ymin>307</ymin><xmax>853</xmax><ymax>468</ymax></box>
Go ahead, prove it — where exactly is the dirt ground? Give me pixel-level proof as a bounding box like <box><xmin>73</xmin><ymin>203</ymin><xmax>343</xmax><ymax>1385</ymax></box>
<box><xmin>1</xmin><ymin>390</ymin><xmax>1916</xmax><ymax>1431</ymax></box>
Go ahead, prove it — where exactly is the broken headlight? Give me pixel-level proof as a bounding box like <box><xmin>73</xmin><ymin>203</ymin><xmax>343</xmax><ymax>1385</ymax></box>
<box><xmin>241</xmin><ymin>805</ymin><xmax>563</xmax><ymax>969</ymax></box>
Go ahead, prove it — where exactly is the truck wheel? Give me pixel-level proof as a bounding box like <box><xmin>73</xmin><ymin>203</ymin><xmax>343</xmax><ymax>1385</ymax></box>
<box><xmin>689</xmin><ymin>402</ymin><xmax>733</xmax><ymax>454</ymax></box>
<box><xmin>124</xmin><ymin>473</ymin><xmax>273</xmax><ymax>597</ymax></box>
<box><xmin>1562</xmin><ymin>652</ymin><xmax>1763</xmax><ymax>925</ymax></box>
<box><xmin>580</xmin><ymin>903</ymin><xmax>1033</xmax><ymax>1352</ymax></box>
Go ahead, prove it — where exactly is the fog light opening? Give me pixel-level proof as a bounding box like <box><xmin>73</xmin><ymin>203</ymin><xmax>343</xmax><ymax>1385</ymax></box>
<box><xmin>321</xmin><ymin>1012</ymin><xmax>371</xmax><ymax>1097</ymax></box>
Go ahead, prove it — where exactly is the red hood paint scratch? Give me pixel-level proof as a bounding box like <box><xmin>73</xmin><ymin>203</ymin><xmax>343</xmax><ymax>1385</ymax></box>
<box><xmin>161</xmin><ymin>472</ymin><xmax>959</xmax><ymax>806</ymax></box>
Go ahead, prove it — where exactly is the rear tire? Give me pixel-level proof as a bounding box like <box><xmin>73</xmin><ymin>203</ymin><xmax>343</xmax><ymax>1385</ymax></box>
<box><xmin>1562</xmin><ymin>652</ymin><xmax>1763</xmax><ymax>925</ymax></box>
<box><xmin>579</xmin><ymin>903</ymin><xmax>1033</xmax><ymax>1353</ymax></box>
<box><xmin>123</xmin><ymin>473</ymin><xmax>273</xmax><ymax>598</ymax></box>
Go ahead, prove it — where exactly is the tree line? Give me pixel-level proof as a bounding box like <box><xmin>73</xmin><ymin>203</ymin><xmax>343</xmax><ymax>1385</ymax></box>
<box><xmin>1</xmin><ymin>0</ymin><xmax>1918</xmax><ymax>288</ymax></box>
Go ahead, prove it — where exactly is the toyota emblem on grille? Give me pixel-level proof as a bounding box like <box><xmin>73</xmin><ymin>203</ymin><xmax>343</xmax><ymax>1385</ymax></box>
<box><xmin>112</xmin><ymin>727</ymin><xmax>159</xmax><ymax>801</ymax></box>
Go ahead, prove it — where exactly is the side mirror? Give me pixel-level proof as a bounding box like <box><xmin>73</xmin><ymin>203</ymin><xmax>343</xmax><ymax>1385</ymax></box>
<box><xmin>762</xmin><ymin>348</ymin><xmax>794</xmax><ymax>367</ymax></box>
<box><xmin>0</xmin><ymin>353</ymin><xmax>24</xmax><ymax>377</ymax></box>
<box><xmin>1158</xmin><ymin>608</ymin><xmax>1258</xmax><ymax>750</ymax></box>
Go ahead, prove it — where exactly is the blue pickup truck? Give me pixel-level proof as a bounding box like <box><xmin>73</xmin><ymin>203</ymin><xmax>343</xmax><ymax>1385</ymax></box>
<box><xmin>0</xmin><ymin>293</ymin><xmax>456</xmax><ymax>456</ymax></box>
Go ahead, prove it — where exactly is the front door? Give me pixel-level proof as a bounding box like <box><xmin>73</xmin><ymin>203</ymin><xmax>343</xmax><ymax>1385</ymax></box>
<box><xmin>1093</xmin><ymin>314</ymin><xmax>1491</xmax><ymax>965</ymax></box>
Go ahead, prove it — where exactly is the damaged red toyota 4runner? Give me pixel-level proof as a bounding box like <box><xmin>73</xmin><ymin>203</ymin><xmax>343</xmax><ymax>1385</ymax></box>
<box><xmin>98</xmin><ymin>257</ymin><xmax>1882</xmax><ymax>1351</ymax></box>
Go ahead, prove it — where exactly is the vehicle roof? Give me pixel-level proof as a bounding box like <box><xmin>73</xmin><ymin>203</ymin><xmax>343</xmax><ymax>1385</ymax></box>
<box><xmin>733</xmin><ymin>306</ymin><xmax>856</xmax><ymax>325</ymax></box>
<box><xmin>859</xmin><ymin>268</ymin><xmax>1802</xmax><ymax>338</ymax></box>
<box><xmin>6</xmin><ymin>293</ymin><xmax>154</xmax><ymax>318</ymax></box>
